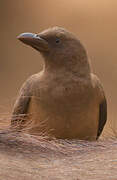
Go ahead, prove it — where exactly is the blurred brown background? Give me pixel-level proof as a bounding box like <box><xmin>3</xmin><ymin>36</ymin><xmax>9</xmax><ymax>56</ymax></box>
<box><xmin>0</xmin><ymin>0</ymin><xmax>117</xmax><ymax>134</ymax></box>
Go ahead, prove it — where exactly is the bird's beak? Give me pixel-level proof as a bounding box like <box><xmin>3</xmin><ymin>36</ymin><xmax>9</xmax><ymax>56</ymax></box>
<box><xmin>17</xmin><ymin>33</ymin><xmax>49</xmax><ymax>52</ymax></box>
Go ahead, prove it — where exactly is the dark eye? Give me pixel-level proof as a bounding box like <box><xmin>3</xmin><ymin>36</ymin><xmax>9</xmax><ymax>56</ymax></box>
<box><xmin>56</xmin><ymin>38</ymin><xmax>60</xmax><ymax>43</ymax></box>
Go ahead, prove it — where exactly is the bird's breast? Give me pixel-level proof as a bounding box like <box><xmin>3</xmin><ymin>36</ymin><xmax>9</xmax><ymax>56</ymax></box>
<box><xmin>28</xmin><ymin>77</ymin><xmax>98</xmax><ymax>139</ymax></box>
<box><xmin>37</xmin><ymin>77</ymin><xmax>94</xmax><ymax>112</ymax></box>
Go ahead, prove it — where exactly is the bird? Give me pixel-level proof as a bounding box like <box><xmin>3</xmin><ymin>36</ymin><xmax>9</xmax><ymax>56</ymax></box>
<box><xmin>11</xmin><ymin>27</ymin><xmax>107</xmax><ymax>140</ymax></box>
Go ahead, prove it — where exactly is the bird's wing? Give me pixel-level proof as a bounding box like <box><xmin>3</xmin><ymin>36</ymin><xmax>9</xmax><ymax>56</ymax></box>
<box><xmin>11</xmin><ymin>78</ymin><xmax>32</xmax><ymax>128</ymax></box>
<box><xmin>91</xmin><ymin>74</ymin><xmax>107</xmax><ymax>140</ymax></box>
<box><xmin>97</xmin><ymin>96</ymin><xmax>107</xmax><ymax>139</ymax></box>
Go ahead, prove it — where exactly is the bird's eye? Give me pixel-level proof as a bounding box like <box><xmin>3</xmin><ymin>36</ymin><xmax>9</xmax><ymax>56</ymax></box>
<box><xmin>56</xmin><ymin>38</ymin><xmax>60</xmax><ymax>44</ymax></box>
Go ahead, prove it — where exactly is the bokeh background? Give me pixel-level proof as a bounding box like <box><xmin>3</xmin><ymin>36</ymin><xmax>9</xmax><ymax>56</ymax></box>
<box><xmin>1</xmin><ymin>0</ymin><xmax>117</xmax><ymax>135</ymax></box>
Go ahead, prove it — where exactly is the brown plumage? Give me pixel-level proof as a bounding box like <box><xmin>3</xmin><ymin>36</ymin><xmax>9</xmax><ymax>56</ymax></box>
<box><xmin>11</xmin><ymin>27</ymin><xmax>107</xmax><ymax>140</ymax></box>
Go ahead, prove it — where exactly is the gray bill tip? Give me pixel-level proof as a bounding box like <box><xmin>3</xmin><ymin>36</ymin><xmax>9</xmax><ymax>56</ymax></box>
<box><xmin>17</xmin><ymin>32</ymin><xmax>36</xmax><ymax>40</ymax></box>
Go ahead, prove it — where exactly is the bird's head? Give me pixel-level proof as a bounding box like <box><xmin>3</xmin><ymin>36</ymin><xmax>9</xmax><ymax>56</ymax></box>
<box><xmin>18</xmin><ymin>27</ymin><xmax>90</xmax><ymax>74</ymax></box>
